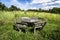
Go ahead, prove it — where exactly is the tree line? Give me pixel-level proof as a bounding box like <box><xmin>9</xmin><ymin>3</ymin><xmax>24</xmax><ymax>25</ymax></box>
<box><xmin>27</xmin><ymin>8</ymin><xmax>60</xmax><ymax>14</ymax></box>
<box><xmin>0</xmin><ymin>2</ymin><xmax>21</xmax><ymax>11</ymax></box>
<box><xmin>0</xmin><ymin>2</ymin><xmax>60</xmax><ymax>14</ymax></box>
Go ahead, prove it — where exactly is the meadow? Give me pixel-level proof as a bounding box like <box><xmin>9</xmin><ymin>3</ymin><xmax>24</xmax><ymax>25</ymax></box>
<box><xmin>0</xmin><ymin>11</ymin><xmax>60</xmax><ymax>40</ymax></box>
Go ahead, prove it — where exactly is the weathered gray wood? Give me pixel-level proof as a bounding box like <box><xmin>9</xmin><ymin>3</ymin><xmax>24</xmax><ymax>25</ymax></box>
<box><xmin>13</xmin><ymin>17</ymin><xmax>47</xmax><ymax>33</ymax></box>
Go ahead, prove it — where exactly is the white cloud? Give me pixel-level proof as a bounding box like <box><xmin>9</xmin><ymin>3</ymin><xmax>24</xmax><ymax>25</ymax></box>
<box><xmin>9</xmin><ymin>0</ymin><xmax>38</xmax><ymax>10</ymax></box>
<box><xmin>32</xmin><ymin>0</ymin><xmax>52</xmax><ymax>3</ymax></box>
<box><xmin>54</xmin><ymin>0</ymin><xmax>60</xmax><ymax>4</ymax></box>
<box><xmin>41</xmin><ymin>6</ymin><xmax>60</xmax><ymax>10</ymax></box>
<box><xmin>32</xmin><ymin>0</ymin><xmax>60</xmax><ymax>10</ymax></box>
<box><xmin>7</xmin><ymin>0</ymin><xmax>60</xmax><ymax>10</ymax></box>
<box><xmin>9</xmin><ymin>0</ymin><xmax>28</xmax><ymax>10</ymax></box>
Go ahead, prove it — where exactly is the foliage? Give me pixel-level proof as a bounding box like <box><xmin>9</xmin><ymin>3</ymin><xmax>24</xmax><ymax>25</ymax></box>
<box><xmin>9</xmin><ymin>5</ymin><xmax>21</xmax><ymax>11</ymax></box>
<box><xmin>0</xmin><ymin>2</ymin><xmax>21</xmax><ymax>11</ymax></box>
<box><xmin>27</xmin><ymin>8</ymin><xmax>60</xmax><ymax>14</ymax></box>
<box><xmin>0</xmin><ymin>2</ymin><xmax>8</xmax><ymax>11</ymax></box>
<box><xmin>49</xmin><ymin>7</ymin><xmax>60</xmax><ymax>13</ymax></box>
<box><xmin>0</xmin><ymin>11</ymin><xmax>60</xmax><ymax>40</ymax></box>
<box><xmin>0</xmin><ymin>2</ymin><xmax>60</xmax><ymax>14</ymax></box>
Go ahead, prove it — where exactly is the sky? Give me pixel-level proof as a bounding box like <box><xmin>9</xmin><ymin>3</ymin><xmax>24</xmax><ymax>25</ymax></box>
<box><xmin>0</xmin><ymin>0</ymin><xmax>60</xmax><ymax>10</ymax></box>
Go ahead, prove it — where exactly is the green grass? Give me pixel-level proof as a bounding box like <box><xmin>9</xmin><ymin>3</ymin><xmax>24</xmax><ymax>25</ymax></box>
<box><xmin>0</xmin><ymin>11</ymin><xmax>60</xmax><ymax>40</ymax></box>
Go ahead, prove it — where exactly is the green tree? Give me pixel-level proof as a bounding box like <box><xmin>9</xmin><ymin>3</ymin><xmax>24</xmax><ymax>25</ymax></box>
<box><xmin>9</xmin><ymin>5</ymin><xmax>21</xmax><ymax>11</ymax></box>
<box><xmin>0</xmin><ymin>2</ymin><xmax>8</xmax><ymax>11</ymax></box>
<box><xmin>49</xmin><ymin>7</ymin><xmax>60</xmax><ymax>13</ymax></box>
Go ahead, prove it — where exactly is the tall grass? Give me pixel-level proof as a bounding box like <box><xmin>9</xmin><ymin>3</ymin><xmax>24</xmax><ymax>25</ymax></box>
<box><xmin>0</xmin><ymin>11</ymin><xmax>60</xmax><ymax>40</ymax></box>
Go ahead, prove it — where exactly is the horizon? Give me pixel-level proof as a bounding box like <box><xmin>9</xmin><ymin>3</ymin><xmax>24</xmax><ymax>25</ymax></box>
<box><xmin>0</xmin><ymin>0</ymin><xmax>60</xmax><ymax>10</ymax></box>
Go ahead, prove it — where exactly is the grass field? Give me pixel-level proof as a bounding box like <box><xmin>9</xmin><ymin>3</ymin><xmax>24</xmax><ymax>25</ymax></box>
<box><xmin>0</xmin><ymin>11</ymin><xmax>60</xmax><ymax>40</ymax></box>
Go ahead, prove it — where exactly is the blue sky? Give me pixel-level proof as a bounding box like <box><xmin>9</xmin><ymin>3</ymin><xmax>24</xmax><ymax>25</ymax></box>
<box><xmin>0</xmin><ymin>0</ymin><xmax>60</xmax><ymax>10</ymax></box>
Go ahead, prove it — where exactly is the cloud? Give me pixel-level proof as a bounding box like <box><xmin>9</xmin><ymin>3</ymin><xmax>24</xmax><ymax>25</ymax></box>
<box><xmin>28</xmin><ymin>0</ymin><xmax>60</xmax><ymax>10</ymax></box>
<box><xmin>31</xmin><ymin>0</ymin><xmax>60</xmax><ymax>10</ymax></box>
<box><xmin>0</xmin><ymin>0</ymin><xmax>60</xmax><ymax>10</ymax></box>
<box><xmin>8</xmin><ymin>0</ymin><xmax>28</xmax><ymax>9</ymax></box>
<box><xmin>9</xmin><ymin>0</ymin><xmax>39</xmax><ymax>10</ymax></box>
<box><xmin>32</xmin><ymin>0</ymin><xmax>52</xmax><ymax>3</ymax></box>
